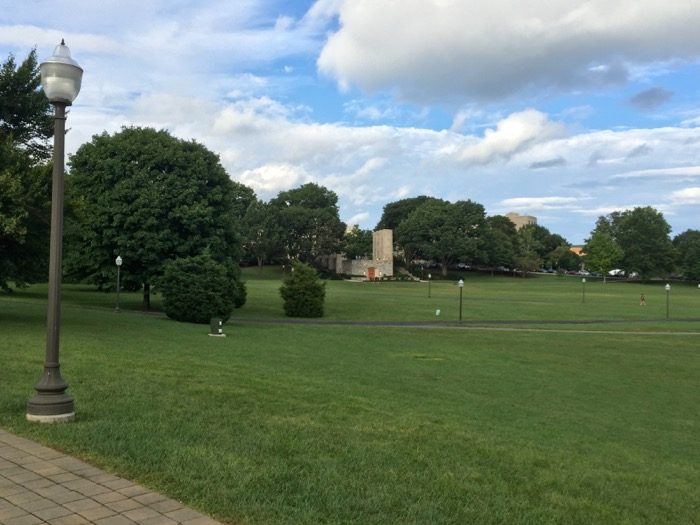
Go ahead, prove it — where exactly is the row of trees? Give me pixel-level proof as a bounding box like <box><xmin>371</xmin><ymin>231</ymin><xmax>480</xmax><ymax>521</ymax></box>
<box><xmin>2</xmin><ymin>49</ymin><xmax>698</xmax><ymax>314</ymax></box>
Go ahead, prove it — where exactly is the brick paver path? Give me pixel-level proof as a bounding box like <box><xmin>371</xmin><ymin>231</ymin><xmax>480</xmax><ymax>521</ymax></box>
<box><xmin>0</xmin><ymin>428</ymin><xmax>225</xmax><ymax>525</ymax></box>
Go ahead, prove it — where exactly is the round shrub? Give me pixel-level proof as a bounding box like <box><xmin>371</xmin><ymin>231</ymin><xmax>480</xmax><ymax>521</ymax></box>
<box><xmin>159</xmin><ymin>253</ymin><xmax>240</xmax><ymax>323</ymax></box>
<box><xmin>279</xmin><ymin>261</ymin><xmax>325</xmax><ymax>317</ymax></box>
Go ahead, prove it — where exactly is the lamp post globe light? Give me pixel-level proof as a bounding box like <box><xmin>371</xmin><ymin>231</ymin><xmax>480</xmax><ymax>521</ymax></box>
<box><xmin>428</xmin><ymin>273</ymin><xmax>432</xmax><ymax>298</ymax></box>
<box><xmin>665</xmin><ymin>283</ymin><xmax>671</xmax><ymax>320</ymax></box>
<box><xmin>115</xmin><ymin>256</ymin><xmax>123</xmax><ymax>312</ymax></box>
<box><xmin>582</xmin><ymin>277</ymin><xmax>586</xmax><ymax>304</ymax></box>
<box><xmin>458</xmin><ymin>279</ymin><xmax>464</xmax><ymax>322</ymax></box>
<box><xmin>26</xmin><ymin>40</ymin><xmax>83</xmax><ymax>423</ymax></box>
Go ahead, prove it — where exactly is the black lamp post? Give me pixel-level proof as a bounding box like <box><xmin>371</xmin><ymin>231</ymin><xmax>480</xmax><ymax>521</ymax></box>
<box><xmin>428</xmin><ymin>273</ymin><xmax>432</xmax><ymax>298</ymax></box>
<box><xmin>581</xmin><ymin>277</ymin><xmax>586</xmax><ymax>303</ymax></box>
<box><xmin>665</xmin><ymin>283</ymin><xmax>671</xmax><ymax>320</ymax></box>
<box><xmin>26</xmin><ymin>40</ymin><xmax>83</xmax><ymax>423</ymax></box>
<box><xmin>458</xmin><ymin>279</ymin><xmax>464</xmax><ymax>322</ymax></box>
<box><xmin>115</xmin><ymin>256</ymin><xmax>123</xmax><ymax>312</ymax></box>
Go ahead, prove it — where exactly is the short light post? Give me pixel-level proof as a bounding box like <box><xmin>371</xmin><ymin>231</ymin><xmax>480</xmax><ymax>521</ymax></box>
<box><xmin>115</xmin><ymin>256</ymin><xmax>123</xmax><ymax>312</ymax></box>
<box><xmin>665</xmin><ymin>283</ymin><xmax>671</xmax><ymax>320</ymax></box>
<box><xmin>27</xmin><ymin>40</ymin><xmax>83</xmax><ymax>423</ymax></box>
<box><xmin>428</xmin><ymin>273</ymin><xmax>432</xmax><ymax>298</ymax></box>
<box><xmin>458</xmin><ymin>279</ymin><xmax>464</xmax><ymax>322</ymax></box>
<box><xmin>581</xmin><ymin>277</ymin><xmax>586</xmax><ymax>303</ymax></box>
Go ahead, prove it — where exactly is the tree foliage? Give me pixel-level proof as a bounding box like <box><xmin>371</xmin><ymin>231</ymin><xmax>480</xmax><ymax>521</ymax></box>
<box><xmin>610</xmin><ymin>207</ymin><xmax>675</xmax><ymax>279</ymax></box>
<box><xmin>0</xmin><ymin>50</ymin><xmax>53</xmax><ymax>290</ymax></box>
<box><xmin>242</xmin><ymin>199</ymin><xmax>285</xmax><ymax>268</ymax></box>
<box><xmin>395</xmin><ymin>199</ymin><xmax>485</xmax><ymax>276</ymax></box>
<box><xmin>159</xmin><ymin>252</ymin><xmax>239</xmax><ymax>323</ymax></box>
<box><xmin>584</xmin><ymin>230</ymin><xmax>623</xmax><ymax>281</ymax></box>
<box><xmin>279</xmin><ymin>261</ymin><xmax>325</xmax><ymax>317</ymax></box>
<box><xmin>480</xmin><ymin>215</ymin><xmax>520</xmax><ymax>269</ymax></box>
<box><xmin>0</xmin><ymin>49</ymin><xmax>53</xmax><ymax>160</ymax></box>
<box><xmin>376</xmin><ymin>196</ymin><xmax>442</xmax><ymax>231</ymax></box>
<box><xmin>66</xmin><ymin>127</ymin><xmax>246</xmax><ymax>308</ymax></box>
<box><xmin>270</xmin><ymin>183</ymin><xmax>345</xmax><ymax>262</ymax></box>
<box><xmin>673</xmin><ymin>229</ymin><xmax>700</xmax><ymax>281</ymax></box>
<box><xmin>343</xmin><ymin>225</ymin><xmax>373</xmax><ymax>259</ymax></box>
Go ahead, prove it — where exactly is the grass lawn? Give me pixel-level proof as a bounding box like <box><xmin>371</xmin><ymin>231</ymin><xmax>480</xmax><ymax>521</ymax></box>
<box><xmin>1</xmin><ymin>270</ymin><xmax>699</xmax><ymax>524</ymax></box>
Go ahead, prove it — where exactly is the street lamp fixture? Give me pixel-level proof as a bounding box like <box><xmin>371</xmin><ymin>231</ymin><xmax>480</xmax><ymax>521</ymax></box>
<box><xmin>665</xmin><ymin>283</ymin><xmax>671</xmax><ymax>320</ymax></box>
<box><xmin>26</xmin><ymin>40</ymin><xmax>83</xmax><ymax>423</ymax></box>
<box><xmin>428</xmin><ymin>273</ymin><xmax>432</xmax><ymax>298</ymax></box>
<box><xmin>581</xmin><ymin>277</ymin><xmax>586</xmax><ymax>304</ymax></box>
<box><xmin>115</xmin><ymin>256</ymin><xmax>123</xmax><ymax>312</ymax></box>
<box><xmin>458</xmin><ymin>279</ymin><xmax>464</xmax><ymax>322</ymax></box>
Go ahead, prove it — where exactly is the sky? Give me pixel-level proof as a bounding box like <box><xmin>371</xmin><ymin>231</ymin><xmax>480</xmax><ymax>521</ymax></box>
<box><xmin>2</xmin><ymin>0</ymin><xmax>700</xmax><ymax>244</ymax></box>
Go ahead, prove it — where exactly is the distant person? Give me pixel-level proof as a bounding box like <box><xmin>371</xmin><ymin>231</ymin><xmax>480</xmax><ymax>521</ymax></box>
<box><xmin>640</xmin><ymin>293</ymin><xmax>646</xmax><ymax>306</ymax></box>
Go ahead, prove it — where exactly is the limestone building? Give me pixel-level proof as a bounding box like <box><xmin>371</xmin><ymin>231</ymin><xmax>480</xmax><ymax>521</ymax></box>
<box><xmin>505</xmin><ymin>212</ymin><xmax>537</xmax><ymax>230</ymax></box>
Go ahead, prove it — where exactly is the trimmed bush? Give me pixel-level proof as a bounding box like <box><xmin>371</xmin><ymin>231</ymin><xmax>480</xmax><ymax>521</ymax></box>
<box><xmin>159</xmin><ymin>253</ymin><xmax>242</xmax><ymax>323</ymax></box>
<box><xmin>279</xmin><ymin>261</ymin><xmax>325</xmax><ymax>317</ymax></box>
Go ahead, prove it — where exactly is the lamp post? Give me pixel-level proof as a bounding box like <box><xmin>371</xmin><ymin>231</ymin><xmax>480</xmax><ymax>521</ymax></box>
<box><xmin>458</xmin><ymin>279</ymin><xmax>464</xmax><ymax>322</ymax></box>
<box><xmin>115</xmin><ymin>256</ymin><xmax>123</xmax><ymax>312</ymax></box>
<box><xmin>26</xmin><ymin>40</ymin><xmax>83</xmax><ymax>423</ymax></box>
<box><xmin>581</xmin><ymin>277</ymin><xmax>586</xmax><ymax>303</ymax></box>
<box><xmin>665</xmin><ymin>283</ymin><xmax>671</xmax><ymax>320</ymax></box>
<box><xmin>428</xmin><ymin>273</ymin><xmax>432</xmax><ymax>298</ymax></box>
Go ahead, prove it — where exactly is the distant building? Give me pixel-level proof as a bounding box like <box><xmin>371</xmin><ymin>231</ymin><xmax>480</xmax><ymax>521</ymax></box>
<box><xmin>505</xmin><ymin>212</ymin><xmax>537</xmax><ymax>230</ymax></box>
<box><xmin>570</xmin><ymin>246</ymin><xmax>585</xmax><ymax>257</ymax></box>
<box><xmin>318</xmin><ymin>229</ymin><xmax>394</xmax><ymax>278</ymax></box>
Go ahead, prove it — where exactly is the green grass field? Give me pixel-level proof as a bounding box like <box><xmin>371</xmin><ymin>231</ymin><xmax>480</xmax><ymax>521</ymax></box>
<box><xmin>1</xmin><ymin>270</ymin><xmax>699</xmax><ymax>524</ymax></box>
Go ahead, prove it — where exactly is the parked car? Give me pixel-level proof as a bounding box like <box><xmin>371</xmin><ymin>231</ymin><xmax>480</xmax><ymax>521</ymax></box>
<box><xmin>609</xmin><ymin>269</ymin><xmax>625</xmax><ymax>276</ymax></box>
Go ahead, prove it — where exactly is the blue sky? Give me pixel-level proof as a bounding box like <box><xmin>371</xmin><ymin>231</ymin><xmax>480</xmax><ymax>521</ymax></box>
<box><xmin>2</xmin><ymin>0</ymin><xmax>699</xmax><ymax>244</ymax></box>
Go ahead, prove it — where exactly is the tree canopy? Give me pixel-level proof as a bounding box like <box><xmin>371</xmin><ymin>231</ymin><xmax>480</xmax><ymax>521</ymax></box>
<box><xmin>0</xmin><ymin>50</ymin><xmax>53</xmax><ymax>291</ymax></box>
<box><xmin>270</xmin><ymin>183</ymin><xmax>345</xmax><ymax>262</ymax></box>
<box><xmin>673</xmin><ymin>229</ymin><xmax>700</xmax><ymax>281</ymax></box>
<box><xmin>395</xmin><ymin>199</ymin><xmax>485</xmax><ymax>275</ymax></box>
<box><xmin>66</xmin><ymin>127</ymin><xmax>245</xmax><ymax>308</ymax></box>
<box><xmin>376</xmin><ymin>196</ymin><xmax>443</xmax><ymax>231</ymax></box>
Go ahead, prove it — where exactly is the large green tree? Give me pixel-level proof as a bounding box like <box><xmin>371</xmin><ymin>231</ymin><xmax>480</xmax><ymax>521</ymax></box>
<box><xmin>375</xmin><ymin>195</ymin><xmax>442</xmax><ymax>231</ymax></box>
<box><xmin>479</xmin><ymin>215</ymin><xmax>520</xmax><ymax>270</ymax></box>
<box><xmin>242</xmin><ymin>199</ymin><xmax>285</xmax><ymax>268</ymax></box>
<box><xmin>673</xmin><ymin>229</ymin><xmax>700</xmax><ymax>281</ymax></box>
<box><xmin>270</xmin><ymin>183</ymin><xmax>345</xmax><ymax>263</ymax></box>
<box><xmin>66</xmin><ymin>127</ymin><xmax>246</xmax><ymax>309</ymax></box>
<box><xmin>0</xmin><ymin>50</ymin><xmax>53</xmax><ymax>290</ymax></box>
<box><xmin>395</xmin><ymin>199</ymin><xmax>485</xmax><ymax>276</ymax></box>
<box><xmin>611</xmin><ymin>207</ymin><xmax>676</xmax><ymax>279</ymax></box>
<box><xmin>584</xmin><ymin>230</ymin><xmax>623</xmax><ymax>282</ymax></box>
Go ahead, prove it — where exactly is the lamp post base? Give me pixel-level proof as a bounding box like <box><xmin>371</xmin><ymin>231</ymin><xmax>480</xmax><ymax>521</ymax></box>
<box><xmin>27</xmin><ymin>391</ymin><xmax>75</xmax><ymax>423</ymax></box>
<box><xmin>26</xmin><ymin>410</ymin><xmax>75</xmax><ymax>423</ymax></box>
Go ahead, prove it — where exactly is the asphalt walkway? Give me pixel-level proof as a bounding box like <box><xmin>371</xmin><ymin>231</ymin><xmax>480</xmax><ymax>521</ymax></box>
<box><xmin>0</xmin><ymin>428</ymin><xmax>224</xmax><ymax>525</ymax></box>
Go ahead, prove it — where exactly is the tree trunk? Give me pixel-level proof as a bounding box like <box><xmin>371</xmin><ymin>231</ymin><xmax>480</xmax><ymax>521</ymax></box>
<box><xmin>441</xmin><ymin>263</ymin><xmax>448</xmax><ymax>277</ymax></box>
<box><xmin>142</xmin><ymin>282</ymin><xmax>151</xmax><ymax>310</ymax></box>
<box><xmin>257</xmin><ymin>257</ymin><xmax>264</xmax><ymax>270</ymax></box>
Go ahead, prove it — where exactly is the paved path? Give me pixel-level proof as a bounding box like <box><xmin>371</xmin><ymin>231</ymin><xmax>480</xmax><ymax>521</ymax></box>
<box><xmin>0</xmin><ymin>429</ymin><xmax>225</xmax><ymax>525</ymax></box>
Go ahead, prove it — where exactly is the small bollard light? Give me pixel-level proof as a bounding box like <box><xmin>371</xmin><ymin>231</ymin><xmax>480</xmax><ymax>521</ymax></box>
<box><xmin>209</xmin><ymin>318</ymin><xmax>226</xmax><ymax>337</ymax></box>
<box><xmin>458</xmin><ymin>279</ymin><xmax>464</xmax><ymax>322</ymax></box>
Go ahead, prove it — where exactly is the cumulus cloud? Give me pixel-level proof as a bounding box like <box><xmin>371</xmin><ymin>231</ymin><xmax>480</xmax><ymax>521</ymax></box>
<box><xmin>317</xmin><ymin>0</ymin><xmax>700</xmax><ymax>104</ymax></box>
<box><xmin>669</xmin><ymin>187</ymin><xmax>700</xmax><ymax>204</ymax></box>
<box><xmin>239</xmin><ymin>164</ymin><xmax>311</xmax><ymax>196</ymax></box>
<box><xmin>454</xmin><ymin>110</ymin><xmax>565</xmax><ymax>164</ymax></box>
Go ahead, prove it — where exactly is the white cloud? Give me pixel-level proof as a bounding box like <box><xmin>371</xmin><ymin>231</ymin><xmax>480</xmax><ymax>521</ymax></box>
<box><xmin>239</xmin><ymin>163</ymin><xmax>310</xmax><ymax>196</ymax></box>
<box><xmin>454</xmin><ymin>110</ymin><xmax>565</xmax><ymax>164</ymax></box>
<box><xmin>345</xmin><ymin>212</ymin><xmax>370</xmax><ymax>226</ymax></box>
<box><xmin>669</xmin><ymin>187</ymin><xmax>700</xmax><ymax>205</ymax></box>
<box><xmin>499</xmin><ymin>196</ymin><xmax>581</xmax><ymax>211</ymax></box>
<box><xmin>612</xmin><ymin>166</ymin><xmax>700</xmax><ymax>179</ymax></box>
<box><xmin>318</xmin><ymin>0</ymin><xmax>700</xmax><ymax>103</ymax></box>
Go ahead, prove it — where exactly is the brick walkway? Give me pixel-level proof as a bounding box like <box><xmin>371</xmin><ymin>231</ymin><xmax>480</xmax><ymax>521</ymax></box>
<box><xmin>0</xmin><ymin>428</ymin><xmax>225</xmax><ymax>525</ymax></box>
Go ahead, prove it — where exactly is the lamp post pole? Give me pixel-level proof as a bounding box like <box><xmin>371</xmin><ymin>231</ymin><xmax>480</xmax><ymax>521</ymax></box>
<box><xmin>458</xmin><ymin>279</ymin><xmax>464</xmax><ymax>322</ymax></box>
<box><xmin>428</xmin><ymin>273</ymin><xmax>432</xmax><ymax>298</ymax></box>
<box><xmin>665</xmin><ymin>283</ymin><xmax>671</xmax><ymax>320</ymax></box>
<box><xmin>582</xmin><ymin>277</ymin><xmax>586</xmax><ymax>303</ymax></box>
<box><xmin>115</xmin><ymin>256</ymin><xmax>123</xmax><ymax>312</ymax></box>
<box><xmin>27</xmin><ymin>41</ymin><xmax>82</xmax><ymax>423</ymax></box>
